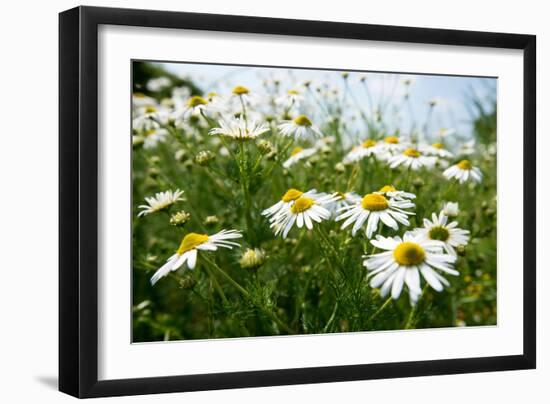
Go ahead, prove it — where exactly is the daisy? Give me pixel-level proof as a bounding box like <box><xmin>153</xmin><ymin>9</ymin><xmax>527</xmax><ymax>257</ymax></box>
<box><xmin>278</xmin><ymin>115</ymin><xmax>323</xmax><ymax>140</ymax></box>
<box><xmin>139</xmin><ymin>127</ymin><xmax>169</xmax><ymax>149</ymax></box>
<box><xmin>342</xmin><ymin>139</ymin><xmax>383</xmax><ymax>164</ymax></box>
<box><xmin>209</xmin><ymin>116</ymin><xmax>270</xmax><ymax>140</ymax></box>
<box><xmin>270</xmin><ymin>194</ymin><xmax>336</xmax><ymax>238</ymax></box>
<box><xmin>150</xmin><ymin>230</ymin><xmax>242</xmax><ymax>285</ymax></box>
<box><xmin>388</xmin><ymin>147</ymin><xmax>437</xmax><ymax>170</ymax></box>
<box><xmin>262</xmin><ymin>188</ymin><xmax>324</xmax><ymax>221</ymax></box>
<box><xmin>414</xmin><ymin>211</ymin><xmax>470</xmax><ymax>256</ymax></box>
<box><xmin>379</xmin><ymin>135</ymin><xmax>406</xmax><ymax>155</ymax></box>
<box><xmin>171</xmin><ymin>86</ymin><xmax>191</xmax><ymax>102</ymax></box>
<box><xmin>137</xmin><ymin>189</ymin><xmax>185</xmax><ymax>217</ymax></box>
<box><xmin>376</xmin><ymin>185</ymin><xmax>416</xmax><ymax>201</ymax></box>
<box><xmin>204</xmin><ymin>92</ymin><xmax>229</xmax><ymax>114</ymax></box>
<box><xmin>420</xmin><ymin>142</ymin><xmax>454</xmax><ymax>159</ymax></box>
<box><xmin>282</xmin><ymin>147</ymin><xmax>317</xmax><ymax>168</ymax></box>
<box><xmin>132</xmin><ymin>104</ymin><xmax>168</xmax><ymax>131</ymax></box>
<box><xmin>132</xmin><ymin>92</ymin><xmax>157</xmax><ymax>109</ymax></box>
<box><xmin>325</xmin><ymin>191</ymin><xmax>361</xmax><ymax>218</ymax></box>
<box><xmin>435</xmin><ymin>127</ymin><xmax>455</xmax><ymax>138</ymax></box>
<box><xmin>185</xmin><ymin>95</ymin><xmax>209</xmax><ymax>114</ymax></box>
<box><xmin>458</xmin><ymin>139</ymin><xmax>476</xmax><ymax>156</ymax></box>
<box><xmin>231</xmin><ymin>85</ymin><xmax>256</xmax><ymax>106</ymax></box>
<box><xmin>276</xmin><ymin>89</ymin><xmax>304</xmax><ymax>109</ymax></box>
<box><xmin>336</xmin><ymin>192</ymin><xmax>415</xmax><ymax>238</ymax></box>
<box><xmin>443</xmin><ymin>159</ymin><xmax>482</xmax><ymax>184</ymax></box>
<box><xmin>363</xmin><ymin>232</ymin><xmax>458</xmax><ymax>304</ymax></box>
<box><xmin>146</xmin><ymin>76</ymin><xmax>171</xmax><ymax>92</ymax></box>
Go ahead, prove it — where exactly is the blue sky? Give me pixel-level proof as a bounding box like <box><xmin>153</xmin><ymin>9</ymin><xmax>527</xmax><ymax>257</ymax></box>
<box><xmin>161</xmin><ymin>62</ymin><xmax>496</xmax><ymax>141</ymax></box>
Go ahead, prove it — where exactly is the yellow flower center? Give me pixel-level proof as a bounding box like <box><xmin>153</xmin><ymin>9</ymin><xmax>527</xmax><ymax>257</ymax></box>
<box><xmin>145</xmin><ymin>129</ymin><xmax>157</xmax><ymax>136</ymax></box>
<box><xmin>293</xmin><ymin>115</ymin><xmax>312</xmax><ymax>127</ymax></box>
<box><xmin>232</xmin><ymin>85</ymin><xmax>249</xmax><ymax>95</ymax></box>
<box><xmin>379</xmin><ymin>185</ymin><xmax>397</xmax><ymax>193</ymax></box>
<box><xmin>145</xmin><ymin>106</ymin><xmax>157</xmax><ymax>113</ymax></box>
<box><xmin>207</xmin><ymin>92</ymin><xmax>218</xmax><ymax>98</ymax></box>
<box><xmin>290</xmin><ymin>147</ymin><xmax>304</xmax><ymax>156</ymax></box>
<box><xmin>384</xmin><ymin>136</ymin><xmax>399</xmax><ymax>144</ymax></box>
<box><xmin>361</xmin><ymin>193</ymin><xmax>389</xmax><ymax>211</ymax></box>
<box><xmin>187</xmin><ymin>95</ymin><xmax>208</xmax><ymax>108</ymax></box>
<box><xmin>393</xmin><ymin>242</ymin><xmax>426</xmax><ymax>266</ymax></box>
<box><xmin>404</xmin><ymin>148</ymin><xmax>421</xmax><ymax>158</ymax></box>
<box><xmin>288</xmin><ymin>89</ymin><xmax>299</xmax><ymax>95</ymax></box>
<box><xmin>432</xmin><ymin>142</ymin><xmax>444</xmax><ymax>149</ymax></box>
<box><xmin>282</xmin><ymin>188</ymin><xmax>303</xmax><ymax>202</ymax></box>
<box><xmin>291</xmin><ymin>197</ymin><xmax>315</xmax><ymax>213</ymax></box>
<box><xmin>176</xmin><ymin>233</ymin><xmax>209</xmax><ymax>255</ymax></box>
<box><xmin>429</xmin><ymin>226</ymin><xmax>450</xmax><ymax>241</ymax></box>
<box><xmin>362</xmin><ymin>139</ymin><xmax>377</xmax><ymax>148</ymax></box>
<box><xmin>457</xmin><ymin>160</ymin><xmax>472</xmax><ymax>170</ymax></box>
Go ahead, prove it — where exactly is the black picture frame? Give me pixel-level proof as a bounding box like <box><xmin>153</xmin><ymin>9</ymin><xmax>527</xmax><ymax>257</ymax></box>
<box><xmin>59</xmin><ymin>5</ymin><xmax>536</xmax><ymax>398</ymax></box>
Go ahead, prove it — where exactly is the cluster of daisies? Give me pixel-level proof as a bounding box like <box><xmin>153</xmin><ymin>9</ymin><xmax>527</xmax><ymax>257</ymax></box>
<box><xmin>260</xmin><ymin>185</ymin><xmax>469</xmax><ymax>304</ymax></box>
<box><xmin>341</xmin><ymin>135</ymin><xmax>482</xmax><ymax>184</ymax></box>
<box><xmin>133</xmin><ymin>76</ymin><xmax>480</xmax><ymax>305</ymax></box>
<box><xmin>133</xmin><ymin>82</ymin><xmax>483</xmax><ymax>185</ymax></box>
<box><xmin>138</xmin><ymin>183</ymin><xmax>470</xmax><ymax>304</ymax></box>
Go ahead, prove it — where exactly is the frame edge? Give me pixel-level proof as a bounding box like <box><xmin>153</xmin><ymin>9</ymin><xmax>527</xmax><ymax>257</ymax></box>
<box><xmin>58</xmin><ymin>5</ymin><xmax>81</xmax><ymax>398</ymax></box>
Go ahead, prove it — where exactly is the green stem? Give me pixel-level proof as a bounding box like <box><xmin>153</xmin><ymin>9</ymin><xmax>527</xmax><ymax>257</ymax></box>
<box><xmin>367</xmin><ymin>297</ymin><xmax>393</xmax><ymax>322</ymax></box>
<box><xmin>238</xmin><ymin>141</ymin><xmax>255</xmax><ymax>244</ymax></box>
<box><xmin>202</xmin><ymin>255</ymin><xmax>293</xmax><ymax>334</ymax></box>
<box><xmin>203</xmin><ymin>264</ymin><xmax>228</xmax><ymax>305</ymax></box>
<box><xmin>323</xmin><ymin>302</ymin><xmax>339</xmax><ymax>333</ymax></box>
<box><xmin>405</xmin><ymin>284</ymin><xmax>429</xmax><ymax>329</ymax></box>
<box><xmin>316</xmin><ymin>226</ymin><xmax>346</xmax><ymax>279</ymax></box>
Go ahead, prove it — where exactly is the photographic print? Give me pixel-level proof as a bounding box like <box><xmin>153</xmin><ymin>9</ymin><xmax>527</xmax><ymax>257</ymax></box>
<box><xmin>131</xmin><ymin>61</ymin><xmax>497</xmax><ymax>342</ymax></box>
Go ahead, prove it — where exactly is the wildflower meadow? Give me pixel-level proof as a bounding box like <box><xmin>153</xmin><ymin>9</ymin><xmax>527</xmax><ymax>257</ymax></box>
<box><xmin>131</xmin><ymin>61</ymin><xmax>497</xmax><ymax>342</ymax></box>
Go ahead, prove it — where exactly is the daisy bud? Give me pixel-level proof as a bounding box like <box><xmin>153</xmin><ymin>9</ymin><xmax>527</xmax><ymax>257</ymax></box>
<box><xmin>239</xmin><ymin>248</ymin><xmax>266</xmax><ymax>270</ymax></box>
<box><xmin>178</xmin><ymin>277</ymin><xmax>197</xmax><ymax>290</ymax></box>
<box><xmin>203</xmin><ymin>215</ymin><xmax>219</xmax><ymax>226</ymax></box>
<box><xmin>412</xmin><ymin>178</ymin><xmax>424</xmax><ymax>189</ymax></box>
<box><xmin>341</xmin><ymin>72</ymin><xmax>349</xmax><ymax>79</ymax></box>
<box><xmin>256</xmin><ymin>139</ymin><xmax>275</xmax><ymax>155</ymax></box>
<box><xmin>485</xmin><ymin>208</ymin><xmax>496</xmax><ymax>218</ymax></box>
<box><xmin>194</xmin><ymin>150</ymin><xmax>214</xmax><ymax>166</ymax></box>
<box><xmin>182</xmin><ymin>159</ymin><xmax>193</xmax><ymax>170</ymax></box>
<box><xmin>320</xmin><ymin>145</ymin><xmax>332</xmax><ymax>155</ymax></box>
<box><xmin>148</xmin><ymin>167</ymin><xmax>160</xmax><ymax>179</ymax></box>
<box><xmin>308</xmin><ymin>155</ymin><xmax>320</xmax><ymax>166</ymax></box>
<box><xmin>174</xmin><ymin>149</ymin><xmax>187</xmax><ymax>162</ymax></box>
<box><xmin>132</xmin><ymin>135</ymin><xmax>145</xmax><ymax>147</ymax></box>
<box><xmin>170</xmin><ymin>210</ymin><xmax>191</xmax><ymax>227</ymax></box>
<box><xmin>334</xmin><ymin>162</ymin><xmax>346</xmax><ymax>173</ymax></box>
<box><xmin>457</xmin><ymin>245</ymin><xmax>467</xmax><ymax>256</ymax></box>
<box><xmin>442</xmin><ymin>202</ymin><xmax>459</xmax><ymax>217</ymax></box>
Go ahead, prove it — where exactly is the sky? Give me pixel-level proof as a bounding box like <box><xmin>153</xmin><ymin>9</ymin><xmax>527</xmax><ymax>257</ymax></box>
<box><xmin>161</xmin><ymin>61</ymin><xmax>496</xmax><ymax>141</ymax></box>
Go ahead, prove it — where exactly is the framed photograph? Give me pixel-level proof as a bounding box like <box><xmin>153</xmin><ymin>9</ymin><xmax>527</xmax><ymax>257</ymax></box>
<box><xmin>59</xmin><ymin>6</ymin><xmax>536</xmax><ymax>398</ymax></box>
